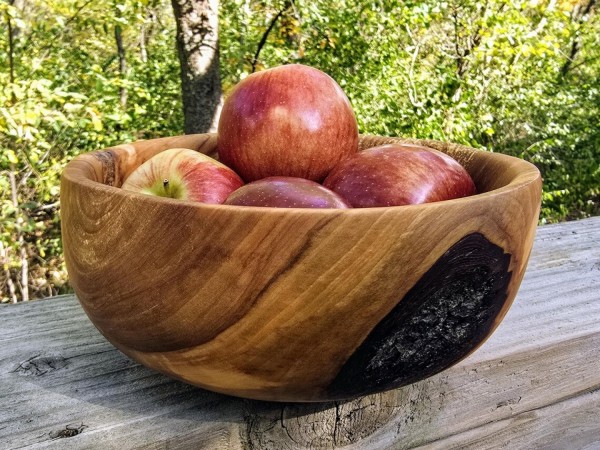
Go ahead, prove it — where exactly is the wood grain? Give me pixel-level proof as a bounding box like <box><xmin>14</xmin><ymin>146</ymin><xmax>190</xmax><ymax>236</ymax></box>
<box><xmin>1</xmin><ymin>217</ymin><xmax>599</xmax><ymax>448</ymax></box>
<box><xmin>60</xmin><ymin>133</ymin><xmax>542</xmax><ymax>401</ymax></box>
<box><xmin>414</xmin><ymin>388</ymin><xmax>600</xmax><ymax>450</ymax></box>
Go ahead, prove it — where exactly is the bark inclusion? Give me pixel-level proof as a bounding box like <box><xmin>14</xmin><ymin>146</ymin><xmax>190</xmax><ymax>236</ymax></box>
<box><xmin>328</xmin><ymin>233</ymin><xmax>512</xmax><ymax>399</ymax></box>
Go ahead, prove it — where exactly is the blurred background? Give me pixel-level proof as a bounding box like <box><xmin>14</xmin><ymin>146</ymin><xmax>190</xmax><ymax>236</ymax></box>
<box><xmin>1</xmin><ymin>0</ymin><xmax>599</xmax><ymax>303</ymax></box>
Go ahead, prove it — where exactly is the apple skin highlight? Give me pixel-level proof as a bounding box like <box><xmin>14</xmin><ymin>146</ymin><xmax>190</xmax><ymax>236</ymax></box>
<box><xmin>121</xmin><ymin>148</ymin><xmax>244</xmax><ymax>204</ymax></box>
<box><xmin>217</xmin><ymin>64</ymin><xmax>359</xmax><ymax>183</ymax></box>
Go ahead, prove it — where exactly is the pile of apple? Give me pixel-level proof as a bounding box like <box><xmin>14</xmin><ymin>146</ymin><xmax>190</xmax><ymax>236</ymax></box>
<box><xmin>122</xmin><ymin>64</ymin><xmax>476</xmax><ymax>208</ymax></box>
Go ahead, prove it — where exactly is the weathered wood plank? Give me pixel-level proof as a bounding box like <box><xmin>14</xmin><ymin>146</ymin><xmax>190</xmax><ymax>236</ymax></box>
<box><xmin>0</xmin><ymin>297</ymin><xmax>244</xmax><ymax>449</ymax></box>
<box><xmin>1</xmin><ymin>216</ymin><xmax>599</xmax><ymax>449</ymax></box>
<box><xmin>415</xmin><ymin>388</ymin><xmax>600</xmax><ymax>450</ymax></box>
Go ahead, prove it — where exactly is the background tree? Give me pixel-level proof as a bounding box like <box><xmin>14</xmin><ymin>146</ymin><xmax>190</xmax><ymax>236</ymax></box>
<box><xmin>171</xmin><ymin>0</ymin><xmax>222</xmax><ymax>133</ymax></box>
<box><xmin>1</xmin><ymin>0</ymin><xmax>598</xmax><ymax>302</ymax></box>
<box><xmin>1</xmin><ymin>0</ymin><xmax>182</xmax><ymax>303</ymax></box>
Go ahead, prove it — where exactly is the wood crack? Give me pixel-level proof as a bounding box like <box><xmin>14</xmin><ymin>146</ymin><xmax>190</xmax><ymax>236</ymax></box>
<box><xmin>280</xmin><ymin>406</ymin><xmax>297</xmax><ymax>444</ymax></box>
<box><xmin>333</xmin><ymin>401</ymin><xmax>340</xmax><ymax>447</ymax></box>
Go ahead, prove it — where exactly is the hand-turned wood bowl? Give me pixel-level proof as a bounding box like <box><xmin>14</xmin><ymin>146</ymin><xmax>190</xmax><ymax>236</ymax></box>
<box><xmin>60</xmin><ymin>133</ymin><xmax>541</xmax><ymax>402</ymax></box>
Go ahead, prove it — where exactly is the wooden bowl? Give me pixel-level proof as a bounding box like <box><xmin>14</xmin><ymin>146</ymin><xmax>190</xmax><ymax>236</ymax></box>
<box><xmin>60</xmin><ymin>134</ymin><xmax>541</xmax><ymax>402</ymax></box>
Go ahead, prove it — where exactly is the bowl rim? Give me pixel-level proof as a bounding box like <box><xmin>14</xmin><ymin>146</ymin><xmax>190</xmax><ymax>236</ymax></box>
<box><xmin>61</xmin><ymin>134</ymin><xmax>541</xmax><ymax>215</ymax></box>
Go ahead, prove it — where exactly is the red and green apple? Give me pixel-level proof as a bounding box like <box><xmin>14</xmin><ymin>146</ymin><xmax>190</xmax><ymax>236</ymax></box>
<box><xmin>121</xmin><ymin>148</ymin><xmax>244</xmax><ymax>204</ymax></box>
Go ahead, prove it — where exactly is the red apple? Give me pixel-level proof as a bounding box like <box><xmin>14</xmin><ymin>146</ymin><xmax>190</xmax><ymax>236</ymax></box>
<box><xmin>323</xmin><ymin>144</ymin><xmax>477</xmax><ymax>207</ymax></box>
<box><xmin>217</xmin><ymin>64</ymin><xmax>359</xmax><ymax>182</ymax></box>
<box><xmin>224</xmin><ymin>176</ymin><xmax>350</xmax><ymax>209</ymax></box>
<box><xmin>121</xmin><ymin>148</ymin><xmax>244</xmax><ymax>204</ymax></box>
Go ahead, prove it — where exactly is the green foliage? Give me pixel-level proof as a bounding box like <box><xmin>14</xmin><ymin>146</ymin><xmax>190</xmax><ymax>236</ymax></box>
<box><xmin>220</xmin><ymin>0</ymin><xmax>600</xmax><ymax>223</ymax></box>
<box><xmin>1</xmin><ymin>0</ymin><xmax>599</xmax><ymax>301</ymax></box>
<box><xmin>1</xmin><ymin>0</ymin><xmax>181</xmax><ymax>302</ymax></box>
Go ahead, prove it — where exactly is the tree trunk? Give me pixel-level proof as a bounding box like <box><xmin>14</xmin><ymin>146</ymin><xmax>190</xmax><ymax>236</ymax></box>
<box><xmin>8</xmin><ymin>168</ymin><xmax>29</xmax><ymax>302</ymax></box>
<box><xmin>171</xmin><ymin>0</ymin><xmax>222</xmax><ymax>134</ymax></box>
<box><xmin>560</xmin><ymin>0</ymin><xmax>597</xmax><ymax>78</ymax></box>
<box><xmin>140</xmin><ymin>24</ymin><xmax>148</xmax><ymax>63</ymax></box>
<box><xmin>5</xmin><ymin>0</ymin><xmax>22</xmax><ymax>104</ymax></box>
<box><xmin>115</xmin><ymin>24</ymin><xmax>127</xmax><ymax>108</ymax></box>
<box><xmin>0</xmin><ymin>242</ymin><xmax>18</xmax><ymax>304</ymax></box>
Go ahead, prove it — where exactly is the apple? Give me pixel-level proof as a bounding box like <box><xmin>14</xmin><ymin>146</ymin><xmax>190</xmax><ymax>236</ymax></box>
<box><xmin>323</xmin><ymin>144</ymin><xmax>477</xmax><ymax>207</ymax></box>
<box><xmin>217</xmin><ymin>64</ymin><xmax>359</xmax><ymax>182</ymax></box>
<box><xmin>224</xmin><ymin>176</ymin><xmax>350</xmax><ymax>209</ymax></box>
<box><xmin>121</xmin><ymin>148</ymin><xmax>244</xmax><ymax>204</ymax></box>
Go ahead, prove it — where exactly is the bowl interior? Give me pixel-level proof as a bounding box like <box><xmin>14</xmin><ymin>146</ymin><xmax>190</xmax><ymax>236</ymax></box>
<box><xmin>71</xmin><ymin>133</ymin><xmax>537</xmax><ymax>200</ymax></box>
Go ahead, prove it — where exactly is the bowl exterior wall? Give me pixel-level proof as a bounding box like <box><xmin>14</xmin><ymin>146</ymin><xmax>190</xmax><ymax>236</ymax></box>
<box><xmin>61</xmin><ymin>134</ymin><xmax>541</xmax><ymax>401</ymax></box>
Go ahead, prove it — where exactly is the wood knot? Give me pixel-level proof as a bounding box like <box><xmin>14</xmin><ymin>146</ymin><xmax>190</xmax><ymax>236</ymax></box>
<box><xmin>12</xmin><ymin>354</ymin><xmax>68</xmax><ymax>377</ymax></box>
<box><xmin>49</xmin><ymin>424</ymin><xmax>87</xmax><ymax>439</ymax></box>
<box><xmin>242</xmin><ymin>391</ymin><xmax>402</xmax><ymax>448</ymax></box>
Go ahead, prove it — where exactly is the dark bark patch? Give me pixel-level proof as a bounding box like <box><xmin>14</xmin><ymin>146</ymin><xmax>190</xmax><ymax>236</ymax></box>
<box><xmin>93</xmin><ymin>150</ymin><xmax>117</xmax><ymax>186</ymax></box>
<box><xmin>328</xmin><ymin>233</ymin><xmax>512</xmax><ymax>399</ymax></box>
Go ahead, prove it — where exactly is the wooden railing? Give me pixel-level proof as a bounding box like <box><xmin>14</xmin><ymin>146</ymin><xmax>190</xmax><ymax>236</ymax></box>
<box><xmin>1</xmin><ymin>217</ymin><xmax>599</xmax><ymax>449</ymax></box>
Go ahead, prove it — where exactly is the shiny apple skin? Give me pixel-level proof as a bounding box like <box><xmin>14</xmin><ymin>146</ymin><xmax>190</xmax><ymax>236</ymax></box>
<box><xmin>122</xmin><ymin>148</ymin><xmax>244</xmax><ymax>204</ymax></box>
<box><xmin>323</xmin><ymin>144</ymin><xmax>477</xmax><ymax>208</ymax></box>
<box><xmin>224</xmin><ymin>176</ymin><xmax>350</xmax><ymax>209</ymax></box>
<box><xmin>217</xmin><ymin>64</ymin><xmax>359</xmax><ymax>182</ymax></box>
